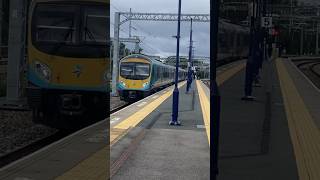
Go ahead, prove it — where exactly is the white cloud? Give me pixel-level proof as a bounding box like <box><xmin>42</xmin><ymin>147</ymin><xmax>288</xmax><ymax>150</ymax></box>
<box><xmin>110</xmin><ymin>0</ymin><xmax>210</xmax><ymax>57</ymax></box>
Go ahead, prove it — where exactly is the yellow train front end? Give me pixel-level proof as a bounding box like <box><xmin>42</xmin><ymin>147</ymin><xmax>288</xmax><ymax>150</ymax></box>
<box><xmin>27</xmin><ymin>0</ymin><xmax>109</xmax><ymax>126</ymax></box>
<box><xmin>117</xmin><ymin>55</ymin><xmax>152</xmax><ymax>101</ymax></box>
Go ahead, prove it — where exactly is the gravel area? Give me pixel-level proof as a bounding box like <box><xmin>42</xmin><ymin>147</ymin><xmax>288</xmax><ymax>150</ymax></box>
<box><xmin>0</xmin><ymin>110</ymin><xmax>57</xmax><ymax>157</ymax></box>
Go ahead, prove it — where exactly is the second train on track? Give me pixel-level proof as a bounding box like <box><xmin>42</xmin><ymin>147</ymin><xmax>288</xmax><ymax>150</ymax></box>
<box><xmin>117</xmin><ymin>54</ymin><xmax>187</xmax><ymax>102</ymax></box>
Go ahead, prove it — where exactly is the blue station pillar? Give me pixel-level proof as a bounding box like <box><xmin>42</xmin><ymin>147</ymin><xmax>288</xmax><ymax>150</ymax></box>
<box><xmin>186</xmin><ymin>19</ymin><xmax>193</xmax><ymax>93</ymax></box>
<box><xmin>170</xmin><ymin>0</ymin><xmax>182</xmax><ymax>126</ymax></box>
<box><xmin>211</xmin><ymin>0</ymin><xmax>221</xmax><ymax>179</ymax></box>
<box><xmin>242</xmin><ymin>0</ymin><xmax>258</xmax><ymax>100</ymax></box>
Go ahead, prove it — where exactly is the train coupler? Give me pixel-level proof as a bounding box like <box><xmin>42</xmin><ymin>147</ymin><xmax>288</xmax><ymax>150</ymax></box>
<box><xmin>60</xmin><ymin>94</ymin><xmax>83</xmax><ymax>116</ymax></box>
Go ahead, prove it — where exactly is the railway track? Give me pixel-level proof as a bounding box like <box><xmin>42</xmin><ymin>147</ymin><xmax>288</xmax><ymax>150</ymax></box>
<box><xmin>310</xmin><ymin>62</ymin><xmax>320</xmax><ymax>79</ymax></box>
<box><xmin>0</xmin><ymin>101</ymin><xmax>128</xmax><ymax>169</ymax></box>
<box><xmin>295</xmin><ymin>59</ymin><xmax>320</xmax><ymax>89</ymax></box>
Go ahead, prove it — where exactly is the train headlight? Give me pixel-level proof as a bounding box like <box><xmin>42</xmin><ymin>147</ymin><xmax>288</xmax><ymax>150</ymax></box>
<box><xmin>119</xmin><ymin>81</ymin><xmax>126</xmax><ymax>87</ymax></box>
<box><xmin>103</xmin><ymin>71</ymin><xmax>110</xmax><ymax>81</ymax></box>
<box><xmin>34</xmin><ymin>61</ymin><xmax>51</xmax><ymax>82</ymax></box>
<box><xmin>143</xmin><ymin>82</ymin><xmax>149</xmax><ymax>88</ymax></box>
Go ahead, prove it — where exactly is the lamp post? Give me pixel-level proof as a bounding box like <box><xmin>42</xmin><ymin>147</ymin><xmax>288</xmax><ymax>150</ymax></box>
<box><xmin>169</xmin><ymin>0</ymin><xmax>182</xmax><ymax>126</ymax></box>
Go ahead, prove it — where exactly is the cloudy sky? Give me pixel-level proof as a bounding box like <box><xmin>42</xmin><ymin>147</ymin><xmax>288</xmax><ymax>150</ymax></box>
<box><xmin>110</xmin><ymin>0</ymin><xmax>210</xmax><ymax>58</ymax></box>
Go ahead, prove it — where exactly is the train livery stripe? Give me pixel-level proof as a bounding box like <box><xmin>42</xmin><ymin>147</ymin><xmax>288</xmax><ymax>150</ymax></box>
<box><xmin>276</xmin><ymin>59</ymin><xmax>320</xmax><ymax>180</ymax></box>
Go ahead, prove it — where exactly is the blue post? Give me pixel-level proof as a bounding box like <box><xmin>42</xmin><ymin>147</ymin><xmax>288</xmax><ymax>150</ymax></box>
<box><xmin>242</xmin><ymin>0</ymin><xmax>257</xmax><ymax>100</ymax></box>
<box><xmin>170</xmin><ymin>0</ymin><xmax>182</xmax><ymax>126</ymax></box>
<box><xmin>186</xmin><ymin>18</ymin><xmax>193</xmax><ymax>93</ymax></box>
<box><xmin>211</xmin><ymin>0</ymin><xmax>221</xmax><ymax>179</ymax></box>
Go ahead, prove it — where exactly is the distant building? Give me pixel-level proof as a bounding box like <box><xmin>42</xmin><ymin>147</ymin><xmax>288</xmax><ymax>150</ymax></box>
<box><xmin>164</xmin><ymin>56</ymin><xmax>189</xmax><ymax>69</ymax></box>
<box><xmin>146</xmin><ymin>55</ymin><xmax>161</xmax><ymax>62</ymax></box>
<box><xmin>163</xmin><ymin>56</ymin><xmax>210</xmax><ymax>74</ymax></box>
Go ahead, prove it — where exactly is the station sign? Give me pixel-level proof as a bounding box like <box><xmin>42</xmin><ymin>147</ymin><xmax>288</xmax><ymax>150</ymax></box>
<box><xmin>261</xmin><ymin>17</ymin><xmax>272</xmax><ymax>28</ymax></box>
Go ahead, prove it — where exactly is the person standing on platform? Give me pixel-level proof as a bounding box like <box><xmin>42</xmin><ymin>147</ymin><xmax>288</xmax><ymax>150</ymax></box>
<box><xmin>242</xmin><ymin>35</ymin><xmax>261</xmax><ymax>100</ymax></box>
<box><xmin>253</xmin><ymin>43</ymin><xmax>263</xmax><ymax>87</ymax></box>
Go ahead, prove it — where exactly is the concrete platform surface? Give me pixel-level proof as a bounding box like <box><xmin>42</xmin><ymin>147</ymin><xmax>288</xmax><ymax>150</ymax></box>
<box><xmin>217</xmin><ymin>60</ymin><xmax>299</xmax><ymax>180</ymax></box>
<box><xmin>111</xmin><ymin>83</ymin><xmax>210</xmax><ymax>180</ymax></box>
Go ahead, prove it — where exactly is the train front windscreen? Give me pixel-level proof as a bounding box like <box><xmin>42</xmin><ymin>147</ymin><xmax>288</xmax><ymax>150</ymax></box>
<box><xmin>31</xmin><ymin>3</ymin><xmax>109</xmax><ymax>58</ymax></box>
<box><xmin>120</xmin><ymin>62</ymin><xmax>150</xmax><ymax>80</ymax></box>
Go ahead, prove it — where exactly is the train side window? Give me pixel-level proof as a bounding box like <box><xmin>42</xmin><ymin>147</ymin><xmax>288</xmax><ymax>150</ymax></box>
<box><xmin>157</xmin><ymin>67</ymin><xmax>160</xmax><ymax>81</ymax></box>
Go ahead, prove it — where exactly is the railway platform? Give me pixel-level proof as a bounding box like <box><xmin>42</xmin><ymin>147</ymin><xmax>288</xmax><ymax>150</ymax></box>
<box><xmin>109</xmin><ymin>61</ymin><xmax>245</xmax><ymax>179</ymax></box>
<box><xmin>2</xmin><ymin>57</ymin><xmax>320</xmax><ymax>180</ymax></box>
<box><xmin>217</xmin><ymin>58</ymin><xmax>298</xmax><ymax>179</ymax></box>
<box><xmin>110</xmin><ymin>81</ymin><xmax>209</xmax><ymax>179</ymax></box>
<box><xmin>218</xmin><ymin>57</ymin><xmax>320</xmax><ymax>179</ymax></box>
<box><xmin>0</xmin><ymin>61</ymin><xmax>244</xmax><ymax>180</ymax></box>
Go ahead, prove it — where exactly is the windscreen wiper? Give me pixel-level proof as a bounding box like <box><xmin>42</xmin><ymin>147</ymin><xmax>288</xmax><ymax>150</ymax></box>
<box><xmin>84</xmin><ymin>26</ymin><xmax>107</xmax><ymax>56</ymax></box>
<box><xmin>51</xmin><ymin>21</ymin><xmax>74</xmax><ymax>54</ymax></box>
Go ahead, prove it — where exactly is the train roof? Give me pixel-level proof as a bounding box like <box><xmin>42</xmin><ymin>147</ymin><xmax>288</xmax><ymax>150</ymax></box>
<box><xmin>121</xmin><ymin>54</ymin><xmax>187</xmax><ymax>72</ymax></box>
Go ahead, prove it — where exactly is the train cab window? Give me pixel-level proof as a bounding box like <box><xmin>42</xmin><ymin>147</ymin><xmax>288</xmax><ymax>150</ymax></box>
<box><xmin>135</xmin><ymin>64</ymin><xmax>150</xmax><ymax>77</ymax></box>
<box><xmin>120</xmin><ymin>63</ymin><xmax>134</xmax><ymax>76</ymax></box>
<box><xmin>83</xmin><ymin>6</ymin><xmax>108</xmax><ymax>44</ymax></box>
<box><xmin>34</xmin><ymin>4</ymin><xmax>78</xmax><ymax>44</ymax></box>
<box><xmin>31</xmin><ymin>2</ymin><xmax>109</xmax><ymax>58</ymax></box>
<box><xmin>120</xmin><ymin>62</ymin><xmax>150</xmax><ymax>80</ymax></box>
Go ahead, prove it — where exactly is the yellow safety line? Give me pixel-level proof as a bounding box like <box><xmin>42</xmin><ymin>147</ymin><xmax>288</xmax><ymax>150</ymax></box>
<box><xmin>217</xmin><ymin>63</ymin><xmax>245</xmax><ymax>86</ymax></box>
<box><xmin>196</xmin><ymin>63</ymin><xmax>246</xmax><ymax>146</ymax></box>
<box><xmin>276</xmin><ymin>59</ymin><xmax>320</xmax><ymax>180</ymax></box>
<box><xmin>55</xmin><ymin>146</ymin><xmax>109</xmax><ymax>180</ymax></box>
<box><xmin>56</xmin><ymin>81</ymin><xmax>186</xmax><ymax>180</ymax></box>
<box><xmin>111</xmin><ymin>81</ymin><xmax>186</xmax><ymax>140</ymax></box>
<box><xmin>196</xmin><ymin>80</ymin><xmax>211</xmax><ymax>145</ymax></box>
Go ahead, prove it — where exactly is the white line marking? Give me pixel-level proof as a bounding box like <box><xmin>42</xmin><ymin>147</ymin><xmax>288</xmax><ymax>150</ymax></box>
<box><xmin>111</xmin><ymin>117</ymin><xmax>120</xmax><ymax>122</ymax></box>
<box><xmin>196</xmin><ymin>125</ymin><xmax>205</xmax><ymax>129</ymax></box>
<box><xmin>152</xmin><ymin>95</ymin><xmax>159</xmax><ymax>99</ymax></box>
<box><xmin>137</xmin><ymin>102</ymin><xmax>147</xmax><ymax>107</ymax></box>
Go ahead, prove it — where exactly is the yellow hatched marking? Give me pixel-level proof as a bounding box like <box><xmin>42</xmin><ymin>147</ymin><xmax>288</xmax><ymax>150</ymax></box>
<box><xmin>276</xmin><ymin>59</ymin><xmax>320</xmax><ymax>180</ymax></box>
<box><xmin>196</xmin><ymin>80</ymin><xmax>210</xmax><ymax>145</ymax></box>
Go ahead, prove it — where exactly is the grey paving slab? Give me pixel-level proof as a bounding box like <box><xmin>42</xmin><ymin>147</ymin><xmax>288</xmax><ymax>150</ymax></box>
<box><xmin>112</xmin><ymin>83</ymin><xmax>210</xmax><ymax>180</ymax></box>
<box><xmin>217</xmin><ymin>62</ymin><xmax>298</xmax><ymax>180</ymax></box>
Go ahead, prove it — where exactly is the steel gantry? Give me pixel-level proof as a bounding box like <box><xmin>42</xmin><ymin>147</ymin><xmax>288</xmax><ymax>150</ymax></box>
<box><xmin>111</xmin><ymin>12</ymin><xmax>210</xmax><ymax>96</ymax></box>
